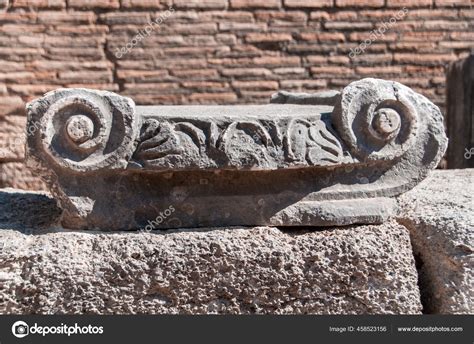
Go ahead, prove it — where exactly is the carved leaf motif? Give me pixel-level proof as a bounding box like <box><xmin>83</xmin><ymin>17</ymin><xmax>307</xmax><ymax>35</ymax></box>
<box><xmin>135</xmin><ymin>120</ymin><xmax>206</xmax><ymax>161</ymax></box>
<box><xmin>219</xmin><ymin>121</ymin><xmax>276</xmax><ymax>168</ymax></box>
<box><xmin>286</xmin><ymin>119</ymin><xmax>342</xmax><ymax>165</ymax></box>
<box><xmin>136</xmin><ymin>121</ymin><xmax>181</xmax><ymax>160</ymax></box>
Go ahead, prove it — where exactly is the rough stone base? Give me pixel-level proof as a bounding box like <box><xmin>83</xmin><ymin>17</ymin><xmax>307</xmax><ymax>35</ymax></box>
<box><xmin>0</xmin><ymin>222</ymin><xmax>421</xmax><ymax>314</ymax></box>
<box><xmin>397</xmin><ymin>169</ymin><xmax>473</xmax><ymax>314</ymax></box>
<box><xmin>0</xmin><ymin>169</ymin><xmax>472</xmax><ymax>314</ymax></box>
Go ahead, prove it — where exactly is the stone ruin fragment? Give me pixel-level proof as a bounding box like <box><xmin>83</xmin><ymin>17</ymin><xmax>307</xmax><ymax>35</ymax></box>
<box><xmin>25</xmin><ymin>78</ymin><xmax>448</xmax><ymax>230</ymax></box>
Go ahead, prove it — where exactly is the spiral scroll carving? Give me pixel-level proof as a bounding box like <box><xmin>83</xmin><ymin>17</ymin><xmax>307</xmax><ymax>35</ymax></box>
<box><xmin>28</xmin><ymin>89</ymin><xmax>138</xmax><ymax>172</ymax></box>
<box><xmin>333</xmin><ymin>78</ymin><xmax>419</xmax><ymax>161</ymax></box>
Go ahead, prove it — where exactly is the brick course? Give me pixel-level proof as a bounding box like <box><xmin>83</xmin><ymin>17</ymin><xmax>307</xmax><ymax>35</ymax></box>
<box><xmin>0</xmin><ymin>0</ymin><xmax>472</xmax><ymax>189</ymax></box>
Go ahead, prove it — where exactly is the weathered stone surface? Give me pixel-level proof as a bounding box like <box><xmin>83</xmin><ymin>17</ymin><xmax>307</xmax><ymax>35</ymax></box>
<box><xmin>397</xmin><ymin>169</ymin><xmax>474</xmax><ymax>314</ymax></box>
<box><xmin>25</xmin><ymin>78</ymin><xmax>447</xmax><ymax>230</ymax></box>
<box><xmin>270</xmin><ymin>89</ymin><xmax>340</xmax><ymax>106</ymax></box>
<box><xmin>0</xmin><ymin>219</ymin><xmax>422</xmax><ymax>314</ymax></box>
<box><xmin>0</xmin><ymin>189</ymin><xmax>60</xmax><ymax>229</ymax></box>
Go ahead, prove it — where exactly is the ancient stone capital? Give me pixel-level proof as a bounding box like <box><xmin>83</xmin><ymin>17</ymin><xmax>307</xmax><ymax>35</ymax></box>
<box><xmin>26</xmin><ymin>78</ymin><xmax>448</xmax><ymax>230</ymax></box>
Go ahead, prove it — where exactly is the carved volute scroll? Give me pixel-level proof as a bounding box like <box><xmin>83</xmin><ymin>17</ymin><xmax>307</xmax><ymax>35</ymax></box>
<box><xmin>332</xmin><ymin>78</ymin><xmax>419</xmax><ymax>161</ymax></box>
<box><xmin>25</xmin><ymin>79</ymin><xmax>448</xmax><ymax>231</ymax></box>
<box><xmin>26</xmin><ymin>88</ymin><xmax>139</xmax><ymax>172</ymax></box>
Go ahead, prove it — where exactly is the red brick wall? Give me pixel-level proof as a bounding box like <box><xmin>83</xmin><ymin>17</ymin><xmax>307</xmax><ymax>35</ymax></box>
<box><xmin>0</xmin><ymin>0</ymin><xmax>472</xmax><ymax>189</ymax></box>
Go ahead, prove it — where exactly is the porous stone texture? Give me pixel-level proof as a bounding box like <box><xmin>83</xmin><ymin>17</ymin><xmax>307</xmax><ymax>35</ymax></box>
<box><xmin>397</xmin><ymin>169</ymin><xmax>473</xmax><ymax>314</ymax></box>
<box><xmin>0</xmin><ymin>170</ymin><xmax>471</xmax><ymax>314</ymax></box>
<box><xmin>0</xmin><ymin>221</ymin><xmax>422</xmax><ymax>314</ymax></box>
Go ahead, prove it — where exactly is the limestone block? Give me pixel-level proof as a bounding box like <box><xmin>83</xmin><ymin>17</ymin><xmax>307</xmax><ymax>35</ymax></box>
<box><xmin>0</xmin><ymin>220</ymin><xmax>422</xmax><ymax>314</ymax></box>
<box><xmin>397</xmin><ymin>169</ymin><xmax>474</xmax><ymax>314</ymax></box>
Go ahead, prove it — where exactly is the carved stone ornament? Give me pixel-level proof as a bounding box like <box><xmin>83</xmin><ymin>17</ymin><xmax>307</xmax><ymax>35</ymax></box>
<box><xmin>26</xmin><ymin>78</ymin><xmax>448</xmax><ymax>230</ymax></box>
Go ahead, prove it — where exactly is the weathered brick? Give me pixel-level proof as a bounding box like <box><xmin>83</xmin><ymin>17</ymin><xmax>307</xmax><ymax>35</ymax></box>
<box><xmin>231</xmin><ymin>0</ymin><xmax>281</xmax><ymax>9</ymax></box>
<box><xmin>450</xmin><ymin>32</ymin><xmax>474</xmax><ymax>41</ymax></box>
<box><xmin>419</xmin><ymin>9</ymin><xmax>460</xmax><ymax>19</ymax></box>
<box><xmin>46</xmin><ymin>47</ymin><xmax>104</xmax><ymax>60</ymax></box>
<box><xmin>389</xmin><ymin>42</ymin><xmax>437</xmax><ymax>52</ymax></box>
<box><xmin>279</xmin><ymin>79</ymin><xmax>327</xmax><ymax>89</ymax></box>
<box><xmin>287</xmin><ymin>44</ymin><xmax>333</xmax><ymax>54</ymax></box>
<box><xmin>65</xmin><ymin>84</ymin><xmax>119</xmax><ymax>92</ymax></box>
<box><xmin>351</xmin><ymin>54</ymin><xmax>393</xmax><ymax>64</ymax></box>
<box><xmin>121</xmin><ymin>0</ymin><xmax>164</xmax><ymax>8</ymax></box>
<box><xmin>253</xmin><ymin>56</ymin><xmax>301</xmax><ymax>67</ymax></box>
<box><xmin>423</xmin><ymin>20</ymin><xmax>469</xmax><ymax>30</ymax></box>
<box><xmin>37</xmin><ymin>11</ymin><xmax>96</xmax><ymax>24</ymax></box>
<box><xmin>438</xmin><ymin>41</ymin><xmax>474</xmax><ymax>49</ymax></box>
<box><xmin>123</xmin><ymin>82</ymin><xmax>181</xmax><ymax>94</ymax></box>
<box><xmin>239</xmin><ymin>90</ymin><xmax>275</xmax><ymax>99</ymax></box>
<box><xmin>221</xmin><ymin>68</ymin><xmax>272</xmax><ymax>77</ymax></box>
<box><xmin>219</xmin><ymin>22</ymin><xmax>267</xmax><ymax>31</ymax></box>
<box><xmin>181</xmin><ymin>81</ymin><xmax>230</xmax><ymax>91</ymax></box>
<box><xmin>0</xmin><ymin>96</ymin><xmax>24</xmax><ymax>117</ymax></box>
<box><xmin>188</xmin><ymin>92</ymin><xmax>238</xmax><ymax>103</ymax></box>
<box><xmin>69</xmin><ymin>0</ymin><xmax>120</xmax><ymax>8</ymax></box>
<box><xmin>100</xmin><ymin>12</ymin><xmax>150</xmax><ymax>25</ymax></box>
<box><xmin>0</xmin><ymin>162</ymin><xmax>48</xmax><ymax>190</ymax></box>
<box><xmin>232</xmin><ymin>80</ymin><xmax>279</xmax><ymax>90</ymax></box>
<box><xmin>216</xmin><ymin>33</ymin><xmax>237</xmax><ymax>45</ymax></box>
<box><xmin>328</xmin><ymin>55</ymin><xmax>350</xmax><ymax>64</ymax></box>
<box><xmin>12</xmin><ymin>0</ymin><xmax>65</xmax><ymax>8</ymax></box>
<box><xmin>245</xmin><ymin>33</ymin><xmax>293</xmax><ymax>43</ymax></box>
<box><xmin>255</xmin><ymin>10</ymin><xmax>307</xmax><ymax>22</ymax></box>
<box><xmin>387</xmin><ymin>0</ymin><xmax>432</xmax><ymax>6</ymax></box>
<box><xmin>300</xmin><ymin>32</ymin><xmax>345</xmax><ymax>42</ymax></box>
<box><xmin>394</xmin><ymin>53</ymin><xmax>457</xmax><ymax>65</ymax></box>
<box><xmin>163</xmin><ymin>46</ymin><xmax>229</xmax><ymax>56</ymax></box>
<box><xmin>404</xmin><ymin>65</ymin><xmax>444</xmax><ymax>75</ymax></box>
<box><xmin>324</xmin><ymin>22</ymin><xmax>373</xmax><ymax>30</ymax></box>
<box><xmin>58</xmin><ymin>71</ymin><xmax>113</xmax><ymax>83</ymax></box>
<box><xmin>0</xmin><ymin>72</ymin><xmax>36</xmax><ymax>82</ymax></box>
<box><xmin>349</xmin><ymin>32</ymin><xmax>398</xmax><ymax>42</ymax></box>
<box><xmin>117</xmin><ymin>70</ymin><xmax>169</xmax><ymax>82</ymax></box>
<box><xmin>202</xmin><ymin>11</ymin><xmax>254</xmax><ymax>22</ymax></box>
<box><xmin>54</xmin><ymin>25</ymin><xmax>109</xmax><ymax>35</ymax></box>
<box><xmin>310</xmin><ymin>66</ymin><xmax>355</xmax><ymax>76</ymax></box>
<box><xmin>171</xmin><ymin>69</ymin><xmax>220</xmax><ymax>79</ymax></box>
<box><xmin>309</xmin><ymin>11</ymin><xmax>330</xmax><ymax>20</ymax></box>
<box><xmin>459</xmin><ymin>9</ymin><xmax>474</xmax><ymax>18</ymax></box>
<box><xmin>399</xmin><ymin>31</ymin><xmax>447</xmax><ymax>42</ymax></box>
<box><xmin>173</xmin><ymin>0</ymin><xmax>227</xmax><ymax>9</ymax></box>
<box><xmin>355</xmin><ymin>66</ymin><xmax>403</xmax><ymax>75</ymax></box>
<box><xmin>0</xmin><ymin>115</ymin><xmax>25</xmax><ymax>160</ymax></box>
<box><xmin>435</xmin><ymin>0</ymin><xmax>472</xmax><ymax>7</ymax></box>
<box><xmin>284</xmin><ymin>0</ymin><xmax>333</xmax><ymax>8</ymax></box>
<box><xmin>273</xmin><ymin>67</ymin><xmax>306</xmax><ymax>75</ymax></box>
<box><xmin>306</xmin><ymin>55</ymin><xmax>329</xmax><ymax>64</ymax></box>
<box><xmin>7</xmin><ymin>84</ymin><xmax>57</xmax><ymax>96</ymax></box>
<box><xmin>336</xmin><ymin>0</ymin><xmax>383</xmax><ymax>7</ymax></box>
<box><xmin>0</xmin><ymin>12</ymin><xmax>37</xmax><ymax>24</ymax></box>
<box><xmin>168</xmin><ymin>23</ymin><xmax>218</xmax><ymax>34</ymax></box>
